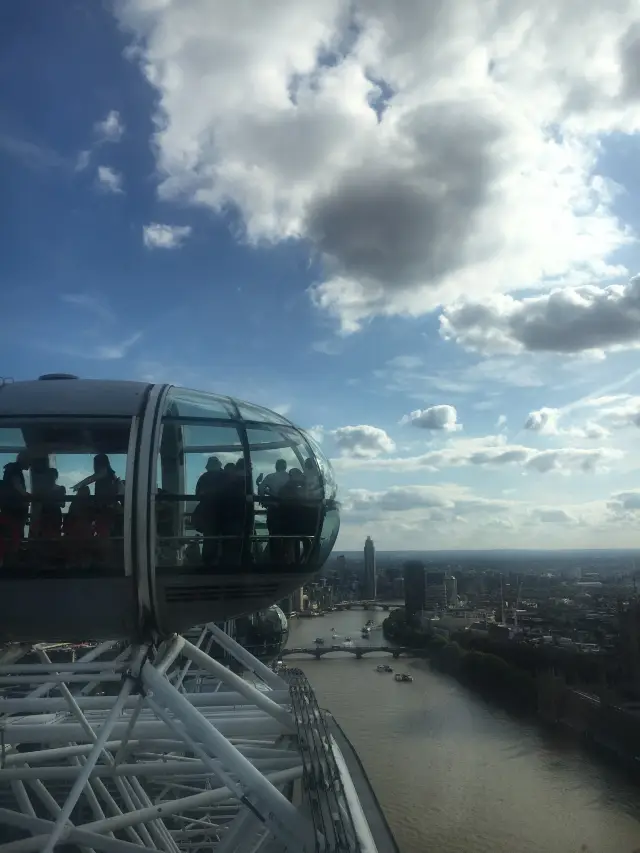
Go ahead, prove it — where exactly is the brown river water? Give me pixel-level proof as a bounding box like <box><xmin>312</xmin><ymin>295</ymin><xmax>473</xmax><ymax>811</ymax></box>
<box><xmin>286</xmin><ymin>610</ymin><xmax>640</xmax><ymax>853</ymax></box>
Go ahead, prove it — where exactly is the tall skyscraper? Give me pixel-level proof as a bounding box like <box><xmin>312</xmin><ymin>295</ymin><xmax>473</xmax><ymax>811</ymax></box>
<box><xmin>425</xmin><ymin>571</ymin><xmax>447</xmax><ymax>610</ymax></box>
<box><xmin>363</xmin><ymin>536</ymin><xmax>377</xmax><ymax>600</ymax></box>
<box><xmin>403</xmin><ymin>561</ymin><xmax>425</xmax><ymax>619</ymax></box>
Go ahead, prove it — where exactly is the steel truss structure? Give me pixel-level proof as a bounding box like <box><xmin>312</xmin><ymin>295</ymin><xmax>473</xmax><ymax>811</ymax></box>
<box><xmin>0</xmin><ymin>624</ymin><xmax>379</xmax><ymax>852</ymax></box>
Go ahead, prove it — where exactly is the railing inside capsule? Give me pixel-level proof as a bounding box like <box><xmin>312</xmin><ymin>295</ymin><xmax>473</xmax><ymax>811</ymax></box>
<box><xmin>0</xmin><ymin>488</ymin><xmax>128</xmax><ymax>574</ymax></box>
<box><xmin>0</xmin><ymin>491</ymin><xmax>329</xmax><ymax>575</ymax></box>
<box><xmin>155</xmin><ymin>491</ymin><xmax>324</xmax><ymax>571</ymax></box>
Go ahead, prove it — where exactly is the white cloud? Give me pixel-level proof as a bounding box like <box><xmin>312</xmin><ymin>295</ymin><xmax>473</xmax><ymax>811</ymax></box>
<box><xmin>332</xmin><ymin>424</ymin><xmax>396</xmax><ymax>458</ymax></box>
<box><xmin>40</xmin><ymin>332</ymin><xmax>143</xmax><ymax>362</ymax></box>
<box><xmin>524</xmin><ymin>407</ymin><xmax>560</xmax><ymax>434</ymax></box>
<box><xmin>94</xmin><ymin>110</ymin><xmax>124</xmax><ymax>143</ymax></box>
<box><xmin>96</xmin><ymin>165</ymin><xmax>124</xmax><ymax>194</ymax></box>
<box><xmin>338</xmin><ymin>488</ymin><xmax>636</xmax><ymax>549</ymax></box>
<box><xmin>143</xmin><ymin>223</ymin><xmax>192</xmax><ymax>249</ymax></box>
<box><xmin>332</xmin><ymin>433</ymin><xmax>622</xmax><ymax>474</ymax></box>
<box><xmin>75</xmin><ymin>150</ymin><xmax>91</xmax><ymax>172</ymax></box>
<box><xmin>307</xmin><ymin>425</ymin><xmax>325</xmax><ymax>443</ymax></box>
<box><xmin>400</xmin><ymin>404</ymin><xmax>461</xmax><ymax>431</ymax></box>
<box><xmin>0</xmin><ymin>132</ymin><xmax>67</xmax><ymax>170</ymax></box>
<box><xmin>530</xmin><ymin>508</ymin><xmax>577</xmax><ymax>524</ymax></box>
<box><xmin>94</xmin><ymin>333</ymin><xmax>143</xmax><ymax>360</ymax></box>
<box><xmin>345</xmin><ymin>484</ymin><xmax>456</xmax><ymax>514</ymax></box>
<box><xmin>375</xmin><ymin>355</ymin><xmax>545</xmax><ymax>405</ymax></box>
<box><xmin>48</xmin><ymin>293</ymin><xmax>141</xmax><ymax>361</ymax></box>
<box><xmin>496</xmin><ymin>414</ymin><xmax>507</xmax><ymax>429</ymax></box>
<box><xmin>441</xmin><ymin>276</ymin><xmax>640</xmax><ymax>357</ymax></box>
<box><xmin>311</xmin><ymin>339</ymin><xmax>343</xmax><ymax>355</ymax></box>
<box><xmin>387</xmin><ymin>355</ymin><xmax>423</xmax><ymax>370</ymax></box>
<box><xmin>115</xmin><ymin>0</ymin><xmax>638</xmax><ymax>334</ymax></box>
<box><xmin>272</xmin><ymin>402</ymin><xmax>292</xmax><ymax>417</ymax></box>
<box><xmin>590</xmin><ymin>394</ymin><xmax>640</xmax><ymax>429</ymax></box>
<box><xmin>523</xmin><ymin>392</ymin><xmax>640</xmax><ymax>439</ymax></box>
<box><xmin>59</xmin><ymin>293</ymin><xmax>115</xmax><ymax>323</ymax></box>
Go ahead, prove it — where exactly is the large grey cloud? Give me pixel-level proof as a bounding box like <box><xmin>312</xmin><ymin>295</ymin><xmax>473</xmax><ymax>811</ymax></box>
<box><xmin>610</xmin><ymin>490</ymin><xmax>640</xmax><ymax>510</ymax></box>
<box><xmin>441</xmin><ymin>276</ymin><xmax>640</xmax><ymax>355</ymax></box>
<box><xmin>115</xmin><ymin>0</ymin><xmax>640</xmax><ymax>332</ymax></box>
<box><xmin>306</xmin><ymin>103</ymin><xmax>504</xmax><ymax>290</ymax></box>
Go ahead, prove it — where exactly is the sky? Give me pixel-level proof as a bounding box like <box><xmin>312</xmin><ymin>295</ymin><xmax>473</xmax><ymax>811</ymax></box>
<box><xmin>3</xmin><ymin>2</ymin><xmax>640</xmax><ymax>552</ymax></box>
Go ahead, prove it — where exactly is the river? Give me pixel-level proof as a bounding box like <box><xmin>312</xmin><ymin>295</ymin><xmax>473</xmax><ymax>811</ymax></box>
<box><xmin>286</xmin><ymin>610</ymin><xmax>640</xmax><ymax>853</ymax></box>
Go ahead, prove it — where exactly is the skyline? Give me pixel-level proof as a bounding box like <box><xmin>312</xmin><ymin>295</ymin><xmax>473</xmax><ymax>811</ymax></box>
<box><xmin>3</xmin><ymin>2</ymin><xmax>640</xmax><ymax>550</ymax></box>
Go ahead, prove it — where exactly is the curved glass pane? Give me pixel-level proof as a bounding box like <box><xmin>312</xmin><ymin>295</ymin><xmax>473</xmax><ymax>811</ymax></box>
<box><xmin>234</xmin><ymin>398</ymin><xmax>293</xmax><ymax>425</ymax></box>
<box><xmin>165</xmin><ymin>387</ymin><xmax>237</xmax><ymax>420</ymax></box>
<box><xmin>317</xmin><ymin>505</ymin><xmax>340</xmax><ymax>565</ymax></box>
<box><xmin>303</xmin><ymin>430</ymin><xmax>338</xmax><ymax>500</ymax></box>
<box><xmin>0</xmin><ymin>417</ymin><xmax>131</xmax><ymax>578</ymax></box>
<box><xmin>156</xmin><ymin>418</ymin><xmax>249</xmax><ymax>571</ymax></box>
<box><xmin>0</xmin><ymin>427</ymin><xmax>27</xmax><ymax>450</ymax></box>
<box><xmin>247</xmin><ymin>425</ymin><xmax>322</xmax><ymax>569</ymax></box>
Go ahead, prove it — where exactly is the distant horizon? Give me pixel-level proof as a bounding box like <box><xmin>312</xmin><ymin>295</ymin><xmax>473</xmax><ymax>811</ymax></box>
<box><xmin>331</xmin><ymin>547</ymin><xmax>640</xmax><ymax>556</ymax></box>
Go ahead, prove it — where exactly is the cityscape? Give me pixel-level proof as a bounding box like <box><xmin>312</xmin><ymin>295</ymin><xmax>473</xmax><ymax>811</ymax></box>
<box><xmin>292</xmin><ymin>538</ymin><xmax>640</xmax><ymax>768</ymax></box>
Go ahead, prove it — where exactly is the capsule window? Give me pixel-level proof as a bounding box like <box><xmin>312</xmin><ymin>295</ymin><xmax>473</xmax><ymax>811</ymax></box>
<box><xmin>162</xmin><ymin>386</ymin><xmax>237</xmax><ymax>420</ymax></box>
<box><xmin>247</xmin><ymin>425</ymin><xmax>322</xmax><ymax>569</ymax></box>
<box><xmin>155</xmin><ymin>420</ymin><xmax>250</xmax><ymax>571</ymax></box>
<box><xmin>317</xmin><ymin>502</ymin><xmax>341</xmax><ymax>565</ymax></box>
<box><xmin>234</xmin><ymin>398</ymin><xmax>292</xmax><ymax>426</ymax></box>
<box><xmin>0</xmin><ymin>418</ymin><xmax>132</xmax><ymax>577</ymax></box>
<box><xmin>303</xmin><ymin>432</ymin><xmax>337</xmax><ymax>500</ymax></box>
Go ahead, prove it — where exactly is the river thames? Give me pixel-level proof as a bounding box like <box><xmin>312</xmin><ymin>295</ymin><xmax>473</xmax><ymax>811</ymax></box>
<box><xmin>286</xmin><ymin>610</ymin><xmax>640</xmax><ymax>853</ymax></box>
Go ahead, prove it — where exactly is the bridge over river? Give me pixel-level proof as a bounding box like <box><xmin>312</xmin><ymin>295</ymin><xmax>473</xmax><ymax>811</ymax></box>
<box><xmin>282</xmin><ymin>645</ymin><xmax>424</xmax><ymax>660</ymax></box>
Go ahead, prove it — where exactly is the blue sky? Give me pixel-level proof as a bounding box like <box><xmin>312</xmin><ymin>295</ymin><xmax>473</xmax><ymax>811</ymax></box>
<box><xmin>3</xmin><ymin>1</ymin><xmax>640</xmax><ymax>550</ymax></box>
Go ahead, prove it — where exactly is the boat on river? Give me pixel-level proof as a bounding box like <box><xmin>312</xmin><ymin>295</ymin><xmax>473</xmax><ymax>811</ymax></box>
<box><xmin>395</xmin><ymin>673</ymin><xmax>413</xmax><ymax>683</ymax></box>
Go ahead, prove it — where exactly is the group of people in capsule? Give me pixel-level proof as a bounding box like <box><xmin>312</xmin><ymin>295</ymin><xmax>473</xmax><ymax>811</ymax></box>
<box><xmin>0</xmin><ymin>451</ymin><xmax>123</xmax><ymax>566</ymax></box>
<box><xmin>190</xmin><ymin>455</ymin><xmax>322</xmax><ymax>566</ymax></box>
<box><xmin>0</xmin><ymin>449</ymin><xmax>323</xmax><ymax>568</ymax></box>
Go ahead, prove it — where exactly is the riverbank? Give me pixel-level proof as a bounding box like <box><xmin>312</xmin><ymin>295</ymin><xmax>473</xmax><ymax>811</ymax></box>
<box><xmin>383</xmin><ymin>611</ymin><xmax>640</xmax><ymax>775</ymax></box>
<box><xmin>288</xmin><ymin>607</ymin><xmax>640</xmax><ymax>853</ymax></box>
<box><xmin>383</xmin><ymin>609</ymin><xmax>537</xmax><ymax>710</ymax></box>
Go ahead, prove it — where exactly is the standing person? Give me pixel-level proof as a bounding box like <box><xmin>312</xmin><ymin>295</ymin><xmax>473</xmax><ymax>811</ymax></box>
<box><xmin>0</xmin><ymin>451</ymin><xmax>31</xmax><ymax>566</ymax></box>
<box><xmin>257</xmin><ymin>459</ymin><xmax>289</xmax><ymax>562</ymax></box>
<box><xmin>257</xmin><ymin>458</ymin><xmax>289</xmax><ymax>498</ymax></box>
<box><xmin>72</xmin><ymin>455</ymin><xmax>121</xmax><ymax>562</ymax></box>
<box><xmin>193</xmin><ymin>457</ymin><xmax>225</xmax><ymax>567</ymax></box>
<box><xmin>278</xmin><ymin>468</ymin><xmax>310</xmax><ymax>564</ymax></box>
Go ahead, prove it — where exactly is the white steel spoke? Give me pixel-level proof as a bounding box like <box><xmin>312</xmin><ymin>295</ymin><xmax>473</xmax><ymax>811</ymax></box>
<box><xmin>0</xmin><ymin>625</ymin><xmax>384</xmax><ymax>852</ymax></box>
